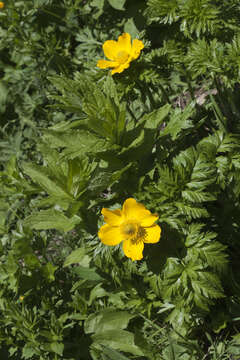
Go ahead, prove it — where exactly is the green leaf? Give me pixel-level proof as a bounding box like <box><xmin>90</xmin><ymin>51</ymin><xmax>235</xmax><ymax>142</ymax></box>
<box><xmin>124</xmin><ymin>18</ymin><xmax>139</xmax><ymax>39</ymax></box>
<box><xmin>143</xmin><ymin>104</ymin><xmax>171</xmax><ymax>130</ymax></box>
<box><xmin>88</xmin><ymin>167</ymin><xmax>114</xmax><ymax>193</ymax></box>
<box><xmin>42</xmin><ymin>129</ymin><xmax>107</xmax><ymax>159</ymax></box>
<box><xmin>161</xmin><ymin>104</ymin><xmax>194</xmax><ymax>140</ymax></box>
<box><xmin>42</xmin><ymin>263</ymin><xmax>58</xmax><ymax>282</ymax></box>
<box><xmin>50</xmin><ymin>342</ymin><xmax>64</xmax><ymax>356</ymax></box>
<box><xmin>72</xmin><ymin>266</ymin><xmax>103</xmax><ymax>281</ymax></box>
<box><xmin>101</xmin><ymin>346</ymin><xmax>131</xmax><ymax>360</ymax></box>
<box><xmin>92</xmin><ymin>330</ymin><xmax>143</xmax><ymax>356</ymax></box>
<box><xmin>91</xmin><ymin>0</ymin><xmax>104</xmax><ymax>10</ymax></box>
<box><xmin>24</xmin><ymin>254</ymin><xmax>40</xmax><ymax>269</ymax></box>
<box><xmin>88</xmin><ymin>283</ymin><xmax>108</xmax><ymax>306</ymax></box>
<box><xmin>63</xmin><ymin>248</ymin><xmax>86</xmax><ymax>267</ymax></box>
<box><xmin>22</xmin><ymin>344</ymin><xmax>36</xmax><ymax>359</ymax></box>
<box><xmin>85</xmin><ymin>309</ymin><xmax>135</xmax><ymax>334</ymax></box>
<box><xmin>22</xmin><ymin>162</ymin><xmax>72</xmax><ymax>200</ymax></box>
<box><xmin>24</xmin><ymin>209</ymin><xmax>81</xmax><ymax>232</ymax></box>
<box><xmin>0</xmin><ymin>81</ymin><xmax>8</xmax><ymax>112</ymax></box>
<box><xmin>107</xmin><ymin>0</ymin><xmax>126</xmax><ymax>10</ymax></box>
<box><xmin>211</xmin><ymin>311</ymin><xmax>228</xmax><ymax>333</ymax></box>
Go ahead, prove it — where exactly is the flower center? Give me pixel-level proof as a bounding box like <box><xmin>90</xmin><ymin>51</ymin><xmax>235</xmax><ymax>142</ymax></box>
<box><xmin>121</xmin><ymin>222</ymin><xmax>146</xmax><ymax>244</ymax></box>
<box><xmin>122</xmin><ymin>223</ymin><xmax>137</xmax><ymax>236</ymax></box>
<box><xmin>116</xmin><ymin>50</ymin><xmax>129</xmax><ymax>64</ymax></box>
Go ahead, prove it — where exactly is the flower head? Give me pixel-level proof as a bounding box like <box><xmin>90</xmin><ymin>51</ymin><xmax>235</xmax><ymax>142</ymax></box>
<box><xmin>97</xmin><ymin>33</ymin><xmax>144</xmax><ymax>75</ymax></box>
<box><xmin>98</xmin><ymin>198</ymin><xmax>161</xmax><ymax>261</ymax></box>
<box><xmin>0</xmin><ymin>2</ymin><xmax>4</xmax><ymax>9</ymax></box>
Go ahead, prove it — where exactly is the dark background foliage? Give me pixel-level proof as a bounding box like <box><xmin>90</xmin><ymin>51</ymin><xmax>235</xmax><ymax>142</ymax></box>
<box><xmin>1</xmin><ymin>0</ymin><xmax>240</xmax><ymax>359</ymax></box>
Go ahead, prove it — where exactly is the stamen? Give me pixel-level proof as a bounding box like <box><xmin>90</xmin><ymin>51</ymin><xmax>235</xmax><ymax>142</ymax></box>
<box><xmin>121</xmin><ymin>222</ymin><xmax>146</xmax><ymax>244</ymax></box>
<box><xmin>122</xmin><ymin>223</ymin><xmax>137</xmax><ymax>236</ymax></box>
<box><xmin>131</xmin><ymin>226</ymin><xmax>146</xmax><ymax>244</ymax></box>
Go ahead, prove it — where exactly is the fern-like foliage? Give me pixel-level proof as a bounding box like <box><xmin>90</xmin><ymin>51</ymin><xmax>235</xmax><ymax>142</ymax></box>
<box><xmin>143</xmin><ymin>145</ymin><xmax>217</xmax><ymax>228</ymax></box>
<box><xmin>146</xmin><ymin>0</ymin><xmax>220</xmax><ymax>36</ymax></box>
<box><xmin>179</xmin><ymin>0</ymin><xmax>220</xmax><ymax>37</ymax></box>
<box><xmin>48</xmin><ymin>73</ymin><xmax>126</xmax><ymax>144</ymax></box>
<box><xmin>185</xmin><ymin>39</ymin><xmax>224</xmax><ymax>78</ymax></box>
<box><xmin>145</xmin><ymin>0</ymin><xmax>179</xmax><ymax>24</ymax></box>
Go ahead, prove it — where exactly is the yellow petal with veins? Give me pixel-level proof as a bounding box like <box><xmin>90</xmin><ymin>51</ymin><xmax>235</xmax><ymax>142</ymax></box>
<box><xmin>97</xmin><ymin>33</ymin><xmax>144</xmax><ymax>75</ymax></box>
<box><xmin>122</xmin><ymin>198</ymin><xmax>151</xmax><ymax>221</ymax></box>
<box><xmin>101</xmin><ymin>208</ymin><xmax>122</xmax><ymax>226</ymax></box>
<box><xmin>117</xmin><ymin>33</ymin><xmax>132</xmax><ymax>54</ymax></box>
<box><xmin>131</xmin><ymin>39</ymin><xmax>144</xmax><ymax>60</ymax></box>
<box><xmin>144</xmin><ymin>225</ymin><xmax>161</xmax><ymax>243</ymax></box>
<box><xmin>123</xmin><ymin>239</ymin><xmax>144</xmax><ymax>261</ymax></box>
<box><xmin>111</xmin><ymin>62</ymin><xmax>131</xmax><ymax>74</ymax></box>
<box><xmin>97</xmin><ymin>59</ymin><xmax>118</xmax><ymax>69</ymax></box>
<box><xmin>140</xmin><ymin>214</ymin><xmax>159</xmax><ymax>227</ymax></box>
<box><xmin>102</xmin><ymin>40</ymin><xmax>120</xmax><ymax>60</ymax></box>
<box><xmin>98</xmin><ymin>224</ymin><xmax>123</xmax><ymax>246</ymax></box>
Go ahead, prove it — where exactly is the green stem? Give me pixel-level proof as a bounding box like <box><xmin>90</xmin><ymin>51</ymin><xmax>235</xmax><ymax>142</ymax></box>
<box><xmin>127</xmin><ymin>103</ymin><xmax>138</xmax><ymax>124</ymax></box>
<box><xmin>183</xmin><ymin>67</ymin><xmax>195</xmax><ymax>102</ymax></box>
<box><xmin>209</xmin><ymin>92</ymin><xmax>227</xmax><ymax>132</ymax></box>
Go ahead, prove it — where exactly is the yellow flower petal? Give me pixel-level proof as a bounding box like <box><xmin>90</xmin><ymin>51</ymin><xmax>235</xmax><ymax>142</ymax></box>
<box><xmin>103</xmin><ymin>40</ymin><xmax>120</xmax><ymax>60</ymax></box>
<box><xmin>98</xmin><ymin>224</ymin><xmax>123</xmax><ymax>246</ymax></box>
<box><xmin>144</xmin><ymin>225</ymin><xmax>161</xmax><ymax>244</ymax></box>
<box><xmin>130</xmin><ymin>39</ymin><xmax>144</xmax><ymax>60</ymax></box>
<box><xmin>101</xmin><ymin>208</ymin><xmax>123</xmax><ymax>226</ymax></box>
<box><xmin>117</xmin><ymin>33</ymin><xmax>131</xmax><ymax>54</ymax></box>
<box><xmin>97</xmin><ymin>59</ymin><xmax>118</xmax><ymax>69</ymax></box>
<box><xmin>111</xmin><ymin>61</ymin><xmax>131</xmax><ymax>75</ymax></box>
<box><xmin>140</xmin><ymin>214</ymin><xmax>159</xmax><ymax>227</ymax></box>
<box><xmin>122</xmin><ymin>198</ymin><xmax>151</xmax><ymax>221</ymax></box>
<box><xmin>123</xmin><ymin>239</ymin><xmax>144</xmax><ymax>261</ymax></box>
<box><xmin>97</xmin><ymin>33</ymin><xmax>144</xmax><ymax>75</ymax></box>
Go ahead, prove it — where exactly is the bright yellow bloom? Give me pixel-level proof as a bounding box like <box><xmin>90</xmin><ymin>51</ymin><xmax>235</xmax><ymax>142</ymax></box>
<box><xmin>19</xmin><ymin>296</ymin><xmax>24</xmax><ymax>302</ymax></box>
<box><xmin>0</xmin><ymin>2</ymin><xmax>4</xmax><ymax>9</ymax></box>
<box><xmin>97</xmin><ymin>33</ymin><xmax>144</xmax><ymax>75</ymax></box>
<box><xmin>98</xmin><ymin>198</ymin><xmax>161</xmax><ymax>261</ymax></box>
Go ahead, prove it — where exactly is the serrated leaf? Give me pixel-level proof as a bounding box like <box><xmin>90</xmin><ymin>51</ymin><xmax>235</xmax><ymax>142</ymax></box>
<box><xmin>72</xmin><ymin>266</ymin><xmax>103</xmax><ymax>281</ymax></box>
<box><xmin>175</xmin><ymin>202</ymin><xmax>209</xmax><ymax>218</ymax></box>
<box><xmin>182</xmin><ymin>189</ymin><xmax>216</xmax><ymax>202</ymax></box>
<box><xmin>91</xmin><ymin>0</ymin><xmax>104</xmax><ymax>10</ymax></box>
<box><xmin>102</xmin><ymin>346</ymin><xmax>131</xmax><ymax>360</ymax></box>
<box><xmin>143</xmin><ymin>104</ymin><xmax>171</xmax><ymax>129</ymax></box>
<box><xmin>42</xmin><ymin>129</ymin><xmax>107</xmax><ymax>159</ymax></box>
<box><xmin>22</xmin><ymin>344</ymin><xmax>36</xmax><ymax>359</ymax></box>
<box><xmin>92</xmin><ymin>330</ymin><xmax>143</xmax><ymax>356</ymax></box>
<box><xmin>24</xmin><ymin>209</ymin><xmax>81</xmax><ymax>231</ymax></box>
<box><xmin>88</xmin><ymin>168</ymin><xmax>113</xmax><ymax>193</ymax></box>
<box><xmin>85</xmin><ymin>309</ymin><xmax>135</xmax><ymax>334</ymax></box>
<box><xmin>22</xmin><ymin>162</ymin><xmax>72</xmax><ymax>200</ymax></box>
<box><xmin>88</xmin><ymin>283</ymin><xmax>108</xmax><ymax>306</ymax></box>
<box><xmin>124</xmin><ymin>18</ymin><xmax>139</xmax><ymax>38</ymax></box>
<box><xmin>42</xmin><ymin>263</ymin><xmax>58</xmax><ymax>282</ymax></box>
<box><xmin>161</xmin><ymin>104</ymin><xmax>194</xmax><ymax>140</ymax></box>
<box><xmin>50</xmin><ymin>342</ymin><xmax>64</xmax><ymax>356</ymax></box>
<box><xmin>64</xmin><ymin>248</ymin><xmax>86</xmax><ymax>267</ymax></box>
<box><xmin>107</xmin><ymin>0</ymin><xmax>126</xmax><ymax>10</ymax></box>
<box><xmin>24</xmin><ymin>254</ymin><xmax>40</xmax><ymax>269</ymax></box>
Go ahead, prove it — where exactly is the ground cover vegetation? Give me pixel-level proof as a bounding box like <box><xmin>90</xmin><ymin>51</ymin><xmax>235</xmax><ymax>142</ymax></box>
<box><xmin>1</xmin><ymin>0</ymin><xmax>240</xmax><ymax>359</ymax></box>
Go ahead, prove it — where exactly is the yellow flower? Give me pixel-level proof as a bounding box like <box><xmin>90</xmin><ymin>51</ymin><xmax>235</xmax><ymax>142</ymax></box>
<box><xmin>0</xmin><ymin>2</ymin><xmax>4</xmax><ymax>9</ymax></box>
<box><xmin>19</xmin><ymin>296</ymin><xmax>24</xmax><ymax>302</ymax></box>
<box><xmin>98</xmin><ymin>198</ymin><xmax>161</xmax><ymax>261</ymax></box>
<box><xmin>97</xmin><ymin>33</ymin><xmax>144</xmax><ymax>75</ymax></box>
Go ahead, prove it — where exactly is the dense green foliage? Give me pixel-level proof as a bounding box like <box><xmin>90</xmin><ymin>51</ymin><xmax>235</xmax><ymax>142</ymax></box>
<box><xmin>1</xmin><ymin>0</ymin><xmax>240</xmax><ymax>359</ymax></box>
